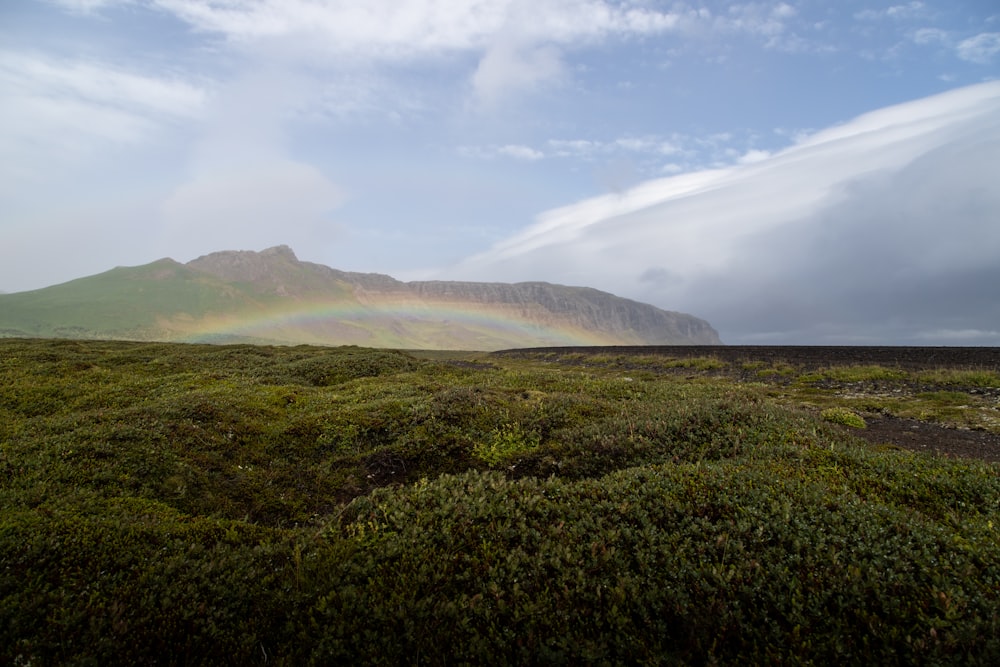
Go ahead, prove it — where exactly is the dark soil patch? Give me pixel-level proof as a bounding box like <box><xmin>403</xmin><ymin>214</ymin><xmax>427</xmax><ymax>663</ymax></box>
<box><xmin>849</xmin><ymin>416</ymin><xmax>1000</xmax><ymax>463</ymax></box>
<box><xmin>496</xmin><ymin>345</ymin><xmax>1000</xmax><ymax>370</ymax></box>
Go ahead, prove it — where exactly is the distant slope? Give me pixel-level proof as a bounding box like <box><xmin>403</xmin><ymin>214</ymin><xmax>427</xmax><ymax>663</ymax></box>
<box><xmin>0</xmin><ymin>246</ymin><xmax>720</xmax><ymax>349</ymax></box>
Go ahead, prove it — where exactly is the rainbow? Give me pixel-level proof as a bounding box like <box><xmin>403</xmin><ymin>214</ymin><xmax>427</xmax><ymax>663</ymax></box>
<box><xmin>169</xmin><ymin>297</ymin><xmax>622</xmax><ymax>349</ymax></box>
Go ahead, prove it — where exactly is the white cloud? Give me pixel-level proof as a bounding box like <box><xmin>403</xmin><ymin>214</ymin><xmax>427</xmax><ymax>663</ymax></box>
<box><xmin>547</xmin><ymin>139</ymin><xmax>599</xmax><ymax>157</ymax></box>
<box><xmin>773</xmin><ymin>3</ymin><xmax>796</xmax><ymax>20</ymax></box>
<box><xmin>911</xmin><ymin>27</ymin><xmax>949</xmax><ymax>45</ymax></box>
<box><xmin>62</xmin><ymin>1</ymin><xmax>673</xmax><ymax>110</ymax></box>
<box><xmin>147</xmin><ymin>0</ymin><xmax>683</xmax><ymax>61</ymax></box>
<box><xmin>460</xmin><ymin>132</ymin><xmax>766</xmax><ymax>175</ymax></box>
<box><xmin>160</xmin><ymin>158</ymin><xmax>345</xmax><ymax>256</ymax></box>
<box><xmin>459</xmin><ymin>143</ymin><xmax>544</xmax><ymax>160</ymax></box>
<box><xmin>957</xmin><ymin>32</ymin><xmax>1000</xmax><ymax>64</ymax></box>
<box><xmin>152</xmin><ymin>0</ymin><xmax>502</xmax><ymax>56</ymax></box>
<box><xmin>465</xmin><ymin>134</ymin><xmax>692</xmax><ymax>163</ymax></box>
<box><xmin>738</xmin><ymin>148</ymin><xmax>770</xmax><ymax>164</ymax></box>
<box><xmin>717</xmin><ymin>2</ymin><xmax>796</xmax><ymax>37</ymax></box>
<box><xmin>497</xmin><ymin>144</ymin><xmax>544</xmax><ymax>160</ymax></box>
<box><xmin>855</xmin><ymin>2</ymin><xmax>924</xmax><ymax>22</ymax></box>
<box><xmin>40</xmin><ymin>0</ymin><xmax>813</xmax><ymax>109</ymax></box>
<box><xmin>449</xmin><ymin>82</ymin><xmax>1000</xmax><ymax>344</ymax></box>
<box><xmin>44</xmin><ymin>0</ymin><xmax>129</xmax><ymax>12</ymax></box>
<box><xmin>0</xmin><ymin>50</ymin><xmax>207</xmax><ymax>194</ymax></box>
<box><xmin>472</xmin><ymin>40</ymin><xmax>566</xmax><ymax>105</ymax></box>
<box><xmin>548</xmin><ymin>135</ymin><xmax>686</xmax><ymax>158</ymax></box>
<box><xmin>158</xmin><ymin>67</ymin><xmax>345</xmax><ymax>258</ymax></box>
<box><xmin>0</xmin><ymin>51</ymin><xmax>205</xmax><ymax>139</ymax></box>
<box><xmin>887</xmin><ymin>2</ymin><xmax>924</xmax><ymax>19</ymax></box>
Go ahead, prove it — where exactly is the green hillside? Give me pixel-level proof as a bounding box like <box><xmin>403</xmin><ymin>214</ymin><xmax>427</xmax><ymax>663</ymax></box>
<box><xmin>0</xmin><ymin>257</ymin><xmax>362</xmax><ymax>344</ymax></box>
<box><xmin>0</xmin><ymin>260</ymin><xmax>245</xmax><ymax>339</ymax></box>
<box><xmin>2</xmin><ymin>339</ymin><xmax>998</xmax><ymax>664</ymax></box>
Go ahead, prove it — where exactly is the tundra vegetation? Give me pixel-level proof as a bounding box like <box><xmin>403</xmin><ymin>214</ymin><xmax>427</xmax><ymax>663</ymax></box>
<box><xmin>1</xmin><ymin>339</ymin><xmax>998</xmax><ymax>664</ymax></box>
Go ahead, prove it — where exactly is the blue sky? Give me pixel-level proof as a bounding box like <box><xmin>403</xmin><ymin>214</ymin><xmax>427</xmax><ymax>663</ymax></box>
<box><xmin>1</xmin><ymin>1</ymin><xmax>998</xmax><ymax>343</ymax></box>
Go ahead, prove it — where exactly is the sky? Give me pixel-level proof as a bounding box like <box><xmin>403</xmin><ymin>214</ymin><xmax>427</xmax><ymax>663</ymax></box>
<box><xmin>1</xmin><ymin>1</ymin><xmax>998</xmax><ymax>344</ymax></box>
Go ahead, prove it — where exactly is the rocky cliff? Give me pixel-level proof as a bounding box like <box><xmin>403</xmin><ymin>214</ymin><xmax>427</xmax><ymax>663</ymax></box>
<box><xmin>183</xmin><ymin>246</ymin><xmax>721</xmax><ymax>346</ymax></box>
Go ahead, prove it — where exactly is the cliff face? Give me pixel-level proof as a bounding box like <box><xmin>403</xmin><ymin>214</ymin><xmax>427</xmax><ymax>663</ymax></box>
<box><xmin>183</xmin><ymin>246</ymin><xmax>721</xmax><ymax>346</ymax></box>
<box><xmin>399</xmin><ymin>281</ymin><xmax>719</xmax><ymax>345</ymax></box>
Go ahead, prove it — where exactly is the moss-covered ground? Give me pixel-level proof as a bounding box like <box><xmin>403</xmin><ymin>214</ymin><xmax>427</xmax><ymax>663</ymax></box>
<box><xmin>1</xmin><ymin>339</ymin><xmax>998</xmax><ymax>664</ymax></box>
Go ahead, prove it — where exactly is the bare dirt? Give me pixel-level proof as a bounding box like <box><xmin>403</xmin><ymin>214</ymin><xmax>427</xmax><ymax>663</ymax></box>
<box><xmin>505</xmin><ymin>345</ymin><xmax>1000</xmax><ymax>370</ymax></box>
<box><xmin>493</xmin><ymin>346</ymin><xmax>1000</xmax><ymax>463</ymax></box>
<box><xmin>853</xmin><ymin>415</ymin><xmax>1000</xmax><ymax>463</ymax></box>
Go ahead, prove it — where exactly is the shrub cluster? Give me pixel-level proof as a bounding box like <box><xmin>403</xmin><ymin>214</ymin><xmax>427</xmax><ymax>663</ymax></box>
<box><xmin>1</xmin><ymin>339</ymin><xmax>998</xmax><ymax>664</ymax></box>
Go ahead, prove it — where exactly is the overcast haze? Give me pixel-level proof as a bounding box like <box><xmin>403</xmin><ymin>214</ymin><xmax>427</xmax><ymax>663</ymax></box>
<box><xmin>2</xmin><ymin>1</ymin><xmax>998</xmax><ymax>343</ymax></box>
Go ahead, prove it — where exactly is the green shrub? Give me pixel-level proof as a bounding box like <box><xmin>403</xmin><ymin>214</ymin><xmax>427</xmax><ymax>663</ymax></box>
<box><xmin>822</xmin><ymin>407</ymin><xmax>867</xmax><ymax>429</ymax></box>
<box><xmin>473</xmin><ymin>421</ymin><xmax>541</xmax><ymax>465</ymax></box>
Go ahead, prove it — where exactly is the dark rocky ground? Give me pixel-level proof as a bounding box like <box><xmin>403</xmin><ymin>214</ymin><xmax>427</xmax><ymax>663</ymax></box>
<box><xmin>494</xmin><ymin>346</ymin><xmax>1000</xmax><ymax>463</ymax></box>
<box><xmin>854</xmin><ymin>415</ymin><xmax>1000</xmax><ymax>463</ymax></box>
<box><xmin>502</xmin><ymin>345</ymin><xmax>1000</xmax><ymax>370</ymax></box>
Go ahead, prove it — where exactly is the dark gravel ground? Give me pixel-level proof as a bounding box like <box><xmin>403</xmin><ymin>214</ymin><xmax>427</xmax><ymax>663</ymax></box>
<box><xmin>854</xmin><ymin>415</ymin><xmax>1000</xmax><ymax>463</ymax></box>
<box><xmin>493</xmin><ymin>346</ymin><xmax>1000</xmax><ymax>463</ymax></box>
<box><xmin>495</xmin><ymin>345</ymin><xmax>1000</xmax><ymax>371</ymax></box>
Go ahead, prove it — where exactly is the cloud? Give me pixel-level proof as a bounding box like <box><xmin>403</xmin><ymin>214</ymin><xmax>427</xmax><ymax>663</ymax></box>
<box><xmin>0</xmin><ymin>51</ymin><xmax>205</xmax><ymax>145</ymax></box>
<box><xmin>462</xmin><ymin>131</ymin><xmax>765</xmax><ymax>176</ymax></box>
<box><xmin>737</xmin><ymin>148</ymin><xmax>770</xmax><ymax>164</ymax></box>
<box><xmin>855</xmin><ymin>2</ymin><xmax>925</xmax><ymax>22</ymax></box>
<box><xmin>957</xmin><ymin>32</ymin><xmax>1000</xmax><ymax>64</ymax></box>
<box><xmin>135</xmin><ymin>1</ymin><xmax>800</xmax><ymax>105</ymax></box>
<box><xmin>497</xmin><ymin>144</ymin><xmax>545</xmax><ymax>160</ymax></box>
<box><xmin>0</xmin><ymin>50</ymin><xmax>207</xmax><ymax>198</ymax></box>
<box><xmin>715</xmin><ymin>2</ymin><xmax>796</xmax><ymax>37</ymax></box>
<box><xmin>44</xmin><ymin>1</ymin><xmax>808</xmax><ymax>109</ymax></box>
<box><xmin>458</xmin><ymin>143</ymin><xmax>545</xmax><ymax>160</ymax></box>
<box><xmin>158</xmin><ymin>68</ymin><xmax>345</xmax><ymax>259</ymax></box>
<box><xmin>150</xmin><ymin>0</ymin><xmax>501</xmax><ymax>58</ymax></box>
<box><xmin>464</xmin><ymin>1</ymin><xmax>688</xmax><ymax>105</ymax></box>
<box><xmin>911</xmin><ymin>27</ymin><xmax>949</xmax><ymax>46</ymax></box>
<box><xmin>472</xmin><ymin>40</ymin><xmax>566</xmax><ymax>106</ymax></box>
<box><xmin>144</xmin><ymin>0</ymin><xmax>682</xmax><ymax>62</ymax></box>
<box><xmin>160</xmin><ymin>159</ymin><xmax>345</xmax><ymax>255</ymax></box>
<box><xmin>462</xmin><ymin>134</ymin><xmax>690</xmax><ymax>166</ymax></box>
<box><xmin>449</xmin><ymin>82</ymin><xmax>1000</xmax><ymax>344</ymax></box>
<box><xmin>44</xmin><ymin>0</ymin><xmax>127</xmax><ymax>13</ymax></box>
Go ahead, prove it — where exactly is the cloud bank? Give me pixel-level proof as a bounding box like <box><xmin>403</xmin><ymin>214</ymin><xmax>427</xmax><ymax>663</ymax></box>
<box><xmin>450</xmin><ymin>82</ymin><xmax>1000</xmax><ymax>345</ymax></box>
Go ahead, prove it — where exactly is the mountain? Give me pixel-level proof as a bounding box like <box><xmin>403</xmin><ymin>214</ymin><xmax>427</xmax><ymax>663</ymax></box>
<box><xmin>0</xmin><ymin>246</ymin><xmax>720</xmax><ymax>349</ymax></box>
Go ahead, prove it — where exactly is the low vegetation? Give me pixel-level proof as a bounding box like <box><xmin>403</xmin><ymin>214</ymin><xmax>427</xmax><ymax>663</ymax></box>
<box><xmin>821</xmin><ymin>406</ymin><xmax>867</xmax><ymax>429</ymax></box>
<box><xmin>2</xmin><ymin>339</ymin><xmax>998</xmax><ymax>664</ymax></box>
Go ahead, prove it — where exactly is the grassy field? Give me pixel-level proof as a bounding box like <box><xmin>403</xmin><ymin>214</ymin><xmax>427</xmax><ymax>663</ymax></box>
<box><xmin>2</xmin><ymin>339</ymin><xmax>998</xmax><ymax>664</ymax></box>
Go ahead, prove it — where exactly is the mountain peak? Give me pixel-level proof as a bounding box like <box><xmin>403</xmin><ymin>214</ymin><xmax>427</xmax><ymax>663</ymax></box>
<box><xmin>185</xmin><ymin>245</ymin><xmax>303</xmax><ymax>284</ymax></box>
<box><xmin>261</xmin><ymin>245</ymin><xmax>298</xmax><ymax>260</ymax></box>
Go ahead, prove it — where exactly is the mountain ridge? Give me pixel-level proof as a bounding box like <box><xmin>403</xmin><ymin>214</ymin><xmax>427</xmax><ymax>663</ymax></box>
<box><xmin>0</xmin><ymin>246</ymin><xmax>721</xmax><ymax>349</ymax></box>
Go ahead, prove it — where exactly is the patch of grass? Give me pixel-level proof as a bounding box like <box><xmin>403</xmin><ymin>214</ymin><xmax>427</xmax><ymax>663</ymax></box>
<box><xmin>917</xmin><ymin>368</ymin><xmax>1000</xmax><ymax>388</ymax></box>
<box><xmin>821</xmin><ymin>406</ymin><xmax>867</xmax><ymax>429</ymax></box>
<box><xmin>801</xmin><ymin>364</ymin><xmax>908</xmax><ymax>383</ymax></box>
<box><xmin>740</xmin><ymin>359</ymin><xmax>796</xmax><ymax>377</ymax></box>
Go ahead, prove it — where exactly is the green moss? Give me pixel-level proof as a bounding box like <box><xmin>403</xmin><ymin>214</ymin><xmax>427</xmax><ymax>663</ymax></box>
<box><xmin>917</xmin><ymin>368</ymin><xmax>1000</xmax><ymax>387</ymax></box>
<box><xmin>821</xmin><ymin>407</ymin><xmax>868</xmax><ymax>429</ymax></box>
